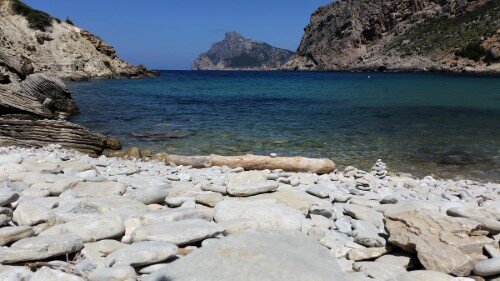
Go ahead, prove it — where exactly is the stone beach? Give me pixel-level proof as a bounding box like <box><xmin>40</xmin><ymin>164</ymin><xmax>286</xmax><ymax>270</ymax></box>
<box><xmin>0</xmin><ymin>145</ymin><xmax>498</xmax><ymax>281</ymax></box>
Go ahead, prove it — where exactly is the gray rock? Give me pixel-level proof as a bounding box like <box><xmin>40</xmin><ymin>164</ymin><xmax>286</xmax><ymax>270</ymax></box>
<box><xmin>214</xmin><ymin>200</ymin><xmax>306</xmax><ymax>231</ymax></box>
<box><xmin>0</xmin><ymin>192</ymin><xmax>19</xmax><ymax>207</ymax></box>
<box><xmin>226</xmin><ymin>181</ymin><xmax>279</xmax><ymax>197</ymax></box>
<box><xmin>344</xmin><ymin>204</ymin><xmax>384</xmax><ymax>228</ymax></box>
<box><xmin>375</xmin><ymin>252</ymin><xmax>416</xmax><ymax>269</ymax></box>
<box><xmin>132</xmin><ymin>219</ymin><xmax>223</xmax><ymax>246</ymax></box>
<box><xmin>0</xmin><ymin>234</ymin><xmax>83</xmax><ymax>263</ymax></box>
<box><xmin>0</xmin><ymin>207</ymin><xmax>13</xmax><ymax>225</ymax></box>
<box><xmin>71</xmin><ymin>181</ymin><xmax>126</xmax><ymax>197</ymax></box>
<box><xmin>395</xmin><ymin>270</ymin><xmax>454</xmax><ymax>281</ymax></box>
<box><xmin>123</xmin><ymin>187</ymin><xmax>167</xmax><ymax>204</ymax></box>
<box><xmin>201</xmin><ymin>184</ymin><xmax>227</xmax><ymax>195</ymax></box>
<box><xmin>473</xmin><ymin>257</ymin><xmax>500</xmax><ymax>277</ymax></box>
<box><xmin>39</xmin><ymin>215</ymin><xmax>124</xmax><ymax>242</ymax></box>
<box><xmin>30</xmin><ymin>267</ymin><xmax>84</xmax><ymax>281</ymax></box>
<box><xmin>0</xmin><ymin>266</ymin><xmax>33</xmax><ymax>280</ymax></box>
<box><xmin>105</xmin><ymin>241</ymin><xmax>178</xmax><ymax>267</ymax></box>
<box><xmin>353</xmin><ymin>261</ymin><xmax>406</xmax><ymax>280</ymax></box>
<box><xmin>54</xmin><ymin>197</ymin><xmax>149</xmax><ymax>220</ymax></box>
<box><xmin>306</xmin><ymin>185</ymin><xmax>331</xmax><ymax>199</ymax></box>
<box><xmin>146</xmin><ymin>229</ymin><xmax>347</xmax><ymax>281</ymax></box>
<box><xmin>225</xmin><ymin>171</ymin><xmax>267</xmax><ymax>188</ymax></box>
<box><xmin>195</xmin><ymin>192</ymin><xmax>224</xmax><ymax>207</ymax></box>
<box><xmin>13</xmin><ymin>201</ymin><xmax>56</xmax><ymax>234</ymax></box>
<box><xmin>81</xmin><ymin>240</ymin><xmax>128</xmax><ymax>268</ymax></box>
<box><xmin>139</xmin><ymin>208</ymin><xmax>212</xmax><ymax>225</ymax></box>
<box><xmin>0</xmin><ymin>226</ymin><xmax>34</xmax><ymax>246</ymax></box>
<box><xmin>88</xmin><ymin>266</ymin><xmax>137</xmax><ymax>281</ymax></box>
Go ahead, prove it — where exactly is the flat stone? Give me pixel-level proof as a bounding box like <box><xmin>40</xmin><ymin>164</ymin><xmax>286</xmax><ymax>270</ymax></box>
<box><xmin>131</xmin><ymin>219</ymin><xmax>223</xmax><ymax>246</ymax></box>
<box><xmin>30</xmin><ymin>267</ymin><xmax>84</xmax><ymax>281</ymax></box>
<box><xmin>395</xmin><ymin>270</ymin><xmax>454</xmax><ymax>281</ymax></box>
<box><xmin>165</xmin><ymin>196</ymin><xmax>193</xmax><ymax>207</ymax></box>
<box><xmin>344</xmin><ymin>204</ymin><xmax>384</xmax><ymax>228</ymax></box>
<box><xmin>0</xmin><ymin>234</ymin><xmax>83</xmax><ymax>263</ymax></box>
<box><xmin>71</xmin><ymin>181</ymin><xmax>126</xmax><ymax>197</ymax></box>
<box><xmin>375</xmin><ymin>252</ymin><xmax>416</xmax><ymax>269</ymax></box>
<box><xmin>306</xmin><ymin>185</ymin><xmax>332</xmax><ymax>199</ymax></box>
<box><xmin>88</xmin><ymin>266</ymin><xmax>137</xmax><ymax>281</ymax></box>
<box><xmin>105</xmin><ymin>241</ymin><xmax>178</xmax><ymax>267</ymax></box>
<box><xmin>0</xmin><ymin>226</ymin><xmax>34</xmax><ymax>246</ymax></box>
<box><xmin>347</xmin><ymin>246</ymin><xmax>391</xmax><ymax>261</ymax></box>
<box><xmin>195</xmin><ymin>192</ymin><xmax>224</xmax><ymax>207</ymax></box>
<box><xmin>39</xmin><ymin>215</ymin><xmax>124</xmax><ymax>242</ymax></box>
<box><xmin>139</xmin><ymin>208</ymin><xmax>212</xmax><ymax>225</ymax></box>
<box><xmin>201</xmin><ymin>184</ymin><xmax>227</xmax><ymax>195</ymax></box>
<box><xmin>473</xmin><ymin>257</ymin><xmax>500</xmax><ymax>277</ymax></box>
<box><xmin>227</xmin><ymin>181</ymin><xmax>278</xmax><ymax>197</ymax></box>
<box><xmin>124</xmin><ymin>187</ymin><xmax>167</xmax><ymax>204</ymax></box>
<box><xmin>225</xmin><ymin>171</ymin><xmax>267</xmax><ymax>188</ymax></box>
<box><xmin>49</xmin><ymin>179</ymin><xmax>80</xmax><ymax>195</ymax></box>
<box><xmin>82</xmin><ymin>240</ymin><xmax>128</xmax><ymax>268</ymax></box>
<box><xmin>54</xmin><ymin>197</ymin><xmax>149</xmax><ymax>220</ymax></box>
<box><xmin>0</xmin><ymin>266</ymin><xmax>33</xmax><ymax>280</ymax></box>
<box><xmin>146</xmin><ymin>229</ymin><xmax>347</xmax><ymax>281</ymax></box>
<box><xmin>214</xmin><ymin>200</ymin><xmax>306</xmax><ymax>231</ymax></box>
<box><xmin>13</xmin><ymin>201</ymin><xmax>56</xmax><ymax>234</ymax></box>
<box><xmin>0</xmin><ymin>192</ymin><xmax>19</xmax><ymax>207</ymax></box>
<box><xmin>353</xmin><ymin>261</ymin><xmax>407</xmax><ymax>280</ymax></box>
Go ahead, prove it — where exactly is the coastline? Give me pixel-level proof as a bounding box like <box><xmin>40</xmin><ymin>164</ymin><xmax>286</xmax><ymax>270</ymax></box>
<box><xmin>0</xmin><ymin>144</ymin><xmax>498</xmax><ymax>279</ymax></box>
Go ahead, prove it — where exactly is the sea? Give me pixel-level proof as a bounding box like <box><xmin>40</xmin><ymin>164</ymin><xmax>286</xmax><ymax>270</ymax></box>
<box><xmin>69</xmin><ymin>71</ymin><xmax>500</xmax><ymax>182</ymax></box>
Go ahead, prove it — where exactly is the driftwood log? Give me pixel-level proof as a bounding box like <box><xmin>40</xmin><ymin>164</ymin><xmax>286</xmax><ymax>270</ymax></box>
<box><xmin>164</xmin><ymin>154</ymin><xmax>336</xmax><ymax>174</ymax></box>
<box><xmin>0</xmin><ymin>117</ymin><xmax>106</xmax><ymax>155</ymax></box>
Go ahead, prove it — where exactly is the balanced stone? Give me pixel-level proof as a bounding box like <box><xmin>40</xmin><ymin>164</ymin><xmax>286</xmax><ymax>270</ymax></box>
<box><xmin>71</xmin><ymin>181</ymin><xmax>126</xmax><ymax>197</ymax></box>
<box><xmin>105</xmin><ymin>241</ymin><xmax>178</xmax><ymax>267</ymax></box>
<box><xmin>131</xmin><ymin>219</ymin><xmax>223</xmax><ymax>246</ymax></box>
<box><xmin>306</xmin><ymin>184</ymin><xmax>331</xmax><ymax>199</ymax></box>
<box><xmin>344</xmin><ymin>204</ymin><xmax>384</xmax><ymax>228</ymax></box>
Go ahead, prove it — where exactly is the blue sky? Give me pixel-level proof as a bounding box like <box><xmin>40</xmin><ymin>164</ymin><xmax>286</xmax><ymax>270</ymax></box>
<box><xmin>23</xmin><ymin>0</ymin><xmax>332</xmax><ymax>70</ymax></box>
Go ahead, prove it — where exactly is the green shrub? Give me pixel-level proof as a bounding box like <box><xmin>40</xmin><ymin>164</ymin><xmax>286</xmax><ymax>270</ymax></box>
<box><xmin>11</xmin><ymin>0</ymin><xmax>53</xmax><ymax>31</ymax></box>
<box><xmin>484</xmin><ymin>49</ymin><xmax>500</xmax><ymax>64</ymax></box>
<box><xmin>456</xmin><ymin>42</ymin><xmax>487</xmax><ymax>62</ymax></box>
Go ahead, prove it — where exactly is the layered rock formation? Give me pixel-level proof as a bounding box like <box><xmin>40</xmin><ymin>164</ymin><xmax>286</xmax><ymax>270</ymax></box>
<box><xmin>193</xmin><ymin>32</ymin><xmax>294</xmax><ymax>70</ymax></box>
<box><xmin>0</xmin><ymin>0</ymin><xmax>155</xmax><ymax>80</ymax></box>
<box><xmin>284</xmin><ymin>0</ymin><xmax>500</xmax><ymax>72</ymax></box>
<box><xmin>0</xmin><ymin>71</ymin><xmax>107</xmax><ymax>155</ymax></box>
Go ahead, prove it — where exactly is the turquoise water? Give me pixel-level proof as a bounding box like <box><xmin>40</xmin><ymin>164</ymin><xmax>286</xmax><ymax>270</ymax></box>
<box><xmin>69</xmin><ymin>71</ymin><xmax>500</xmax><ymax>181</ymax></box>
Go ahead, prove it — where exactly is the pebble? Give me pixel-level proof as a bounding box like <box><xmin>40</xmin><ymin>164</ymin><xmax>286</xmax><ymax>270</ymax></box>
<box><xmin>0</xmin><ymin>146</ymin><xmax>498</xmax><ymax>280</ymax></box>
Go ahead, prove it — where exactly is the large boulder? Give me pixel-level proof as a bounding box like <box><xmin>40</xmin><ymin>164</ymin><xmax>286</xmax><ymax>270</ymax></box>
<box><xmin>146</xmin><ymin>229</ymin><xmax>347</xmax><ymax>281</ymax></box>
<box><xmin>385</xmin><ymin>210</ymin><xmax>495</xmax><ymax>276</ymax></box>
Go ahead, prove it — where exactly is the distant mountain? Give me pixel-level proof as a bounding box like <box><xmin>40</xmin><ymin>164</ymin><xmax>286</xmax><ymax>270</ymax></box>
<box><xmin>193</xmin><ymin>32</ymin><xmax>294</xmax><ymax>70</ymax></box>
<box><xmin>283</xmin><ymin>0</ymin><xmax>499</xmax><ymax>73</ymax></box>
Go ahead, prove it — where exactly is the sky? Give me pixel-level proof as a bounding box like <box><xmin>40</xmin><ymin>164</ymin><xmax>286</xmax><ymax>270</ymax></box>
<box><xmin>23</xmin><ymin>0</ymin><xmax>333</xmax><ymax>70</ymax></box>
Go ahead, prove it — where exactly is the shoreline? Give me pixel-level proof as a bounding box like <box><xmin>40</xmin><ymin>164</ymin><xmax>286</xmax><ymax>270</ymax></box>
<box><xmin>0</xmin><ymin>144</ymin><xmax>499</xmax><ymax>279</ymax></box>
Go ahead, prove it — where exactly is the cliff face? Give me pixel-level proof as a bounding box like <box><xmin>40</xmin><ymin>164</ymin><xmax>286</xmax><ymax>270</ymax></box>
<box><xmin>0</xmin><ymin>0</ymin><xmax>154</xmax><ymax>80</ymax></box>
<box><xmin>284</xmin><ymin>0</ymin><xmax>499</xmax><ymax>72</ymax></box>
<box><xmin>193</xmin><ymin>32</ymin><xmax>295</xmax><ymax>70</ymax></box>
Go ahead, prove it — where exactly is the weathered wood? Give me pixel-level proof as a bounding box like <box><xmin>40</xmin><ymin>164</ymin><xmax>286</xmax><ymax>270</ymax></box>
<box><xmin>0</xmin><ymin>117</ymin><xmax>106</xmax><ymax>155</ymax></box>
<box><xmin>164</xmin><ymin>154</ymin><xmax>336</xmax><ymax>174</ymax></box>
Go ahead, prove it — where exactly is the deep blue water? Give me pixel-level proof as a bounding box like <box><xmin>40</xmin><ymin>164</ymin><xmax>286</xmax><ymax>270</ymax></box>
<box><xmin>69</xmin><ymin>71</ymin><xmax>500</xmax><ymax>181</ymax></box>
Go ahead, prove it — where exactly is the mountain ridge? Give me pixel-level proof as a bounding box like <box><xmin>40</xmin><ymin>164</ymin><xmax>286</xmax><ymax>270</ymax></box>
<box><xmin>283</xmin><ymin>0</ymin><xmax>499</xmax><ymax>73</ymax></box>
<box><xmin>192</xmin><ymin>32</ymin><xmax>294</xmax><ymax>71</ymax></box>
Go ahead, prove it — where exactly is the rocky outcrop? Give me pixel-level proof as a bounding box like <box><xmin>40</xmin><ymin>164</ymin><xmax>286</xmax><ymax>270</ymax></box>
<box><xmin>193</xmin><ymin>32</ymin><xmax>294</xmax><ymax>70</ymax></box>
<box><xmin>0</xmin><ymin>0</ymin><xmax>155</xmax><ymax>80</ymax></box>
<box><xmin>0</xmin><ymin>70</ymin><xmax>107</xmax><ymax>154</ymax></box>
<box><xmin>284</xmin><ymin>0</ymin><xmax>500</xmax><ymax>72</ymax></box>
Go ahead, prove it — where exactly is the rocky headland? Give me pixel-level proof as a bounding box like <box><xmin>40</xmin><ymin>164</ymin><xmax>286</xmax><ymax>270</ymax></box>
<box><xmin>0</xmin><ymin>0</ymin><xmax>155</xmax><ymax>80</ymax></box>
<box><xmin>283</xmin><ymin>0</ymin><xmax>500</xmax><ymax>72</ymax></box>
<box><xmin>192</xmin><ymin>32</ymin><xmax>294</xmax><ymax>70</ymax></box>
<box><xmin>0</xmin><ymin>145</ymin><xmax>498</xmax><ymax>280</ymax></box>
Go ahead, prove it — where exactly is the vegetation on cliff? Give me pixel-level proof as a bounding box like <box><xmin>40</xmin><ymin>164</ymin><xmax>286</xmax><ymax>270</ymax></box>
<box><xmin>11</xmin><ymin>0</ymin><xmax>53</xmax><ymax>31</ymax></box>
<box><xmin>385</xmin><ymin>0</ymin><xmax>500</xmax><ymax>63</ymax></box>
